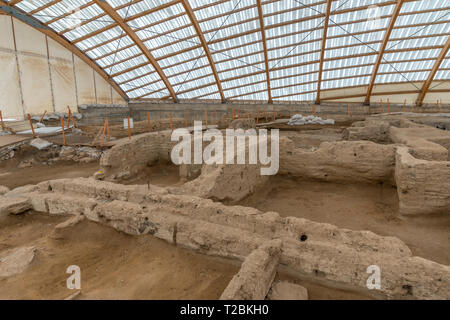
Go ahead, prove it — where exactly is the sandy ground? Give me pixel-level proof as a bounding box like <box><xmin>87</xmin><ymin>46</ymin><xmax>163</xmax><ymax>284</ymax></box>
<box><xmin>0</xmin><ymin>135</ymin><xmax>32</xmax><ymax>147</ymax></box>
<box><xmin>238</xmin><ymin>176</ymin><xmax>450</xmax><ymax>266</ymax></box>
<box><xmin>0</xmin><ymin>212</ymin><xmax>239</xmax><ymax>300</ymax></box>
<box><xmin>121</xmin><ymin>163</ymin><xmax>182</xmax><ymax>187</ymax></box>
<box><xmin>0</xmin><ymin>212</ymin><xmax>377</xmax><ymax>300</ymax></box>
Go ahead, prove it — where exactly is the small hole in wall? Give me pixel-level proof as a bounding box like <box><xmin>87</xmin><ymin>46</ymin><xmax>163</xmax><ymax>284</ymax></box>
<box><xmin>300</xmin><ymin>234</ymin><xmax>308</xmax><ymax>242</ymax></box>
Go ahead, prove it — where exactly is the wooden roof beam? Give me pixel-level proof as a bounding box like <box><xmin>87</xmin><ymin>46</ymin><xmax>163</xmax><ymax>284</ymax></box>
<box><xmin>316</xmin><ymin>0</ymin><xmax>332</xmax><ymax>105</ymax></box>
<box><xmin>93</xmin><ymin>0</ymin><xmax>177</xmax><ymax>101</ymax></box>
<box><xmin>180</xmin><ymin>0</ymin><xmax>225</xmax><ymax>103</ymax></box>
<box><xmin>365</xmin><ymin>0</ymin><xmax>404</xmax><ymax>105</ymax></box>
<box><xmin>257</xmin><ymin>0</ymin><xmax>272</xmax><ymax>103</ymax></box>
<box><xmin>416</xmin><ymin>36</ymin><xmax>450</xmax><ymax>106</ymax></box>
<box><xmin>29</xmin><ymin>0</ymin><xmax>62</xmax><ymax>15</ymax></box>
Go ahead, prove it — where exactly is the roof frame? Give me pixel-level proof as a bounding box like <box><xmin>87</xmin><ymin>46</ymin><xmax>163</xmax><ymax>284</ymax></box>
<box><xmin>416</xmin><ymin>36</ymin><xmax>450</xmax><ymax>106</ymax></box>
<box><xmin>364</xmin><ymin>0</ymin><xmax>404</xmax><ymax>105</ymax></box>
<box><xmin>257</xmin><ymin>0</ymin><xmax>272</xmax><ymax>103</ymax></box>
<box><xmin>316</xmin><ymin>0</ymin><xmax>332</xmax><ymax>105</ymax></box>
<box><xmin>180</xmin><ymin>0</ymin><xmax>225</xmax><ymax>103</ymax></box>
<box><xmin>92</xmin><ymin>0</ymin><xmax>177</xmax><ymax>101</ymax></box>
<box><xmin>0</xmin><ymin>1</ymin><xmax>127</xmax><ymax>100</ymax></box>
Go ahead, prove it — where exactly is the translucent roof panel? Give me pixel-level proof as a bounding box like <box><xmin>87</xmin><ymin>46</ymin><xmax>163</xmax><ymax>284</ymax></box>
<box><xmin>7</xmin><ymin>0</ymin><xmax>449</xmax><ymax>102</ymax></box>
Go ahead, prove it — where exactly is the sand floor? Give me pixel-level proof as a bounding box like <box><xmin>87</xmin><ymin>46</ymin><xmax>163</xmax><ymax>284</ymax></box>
<box><xmin>238</xmin><ymin>176</ymin><xmax>450</xmax><ymax>266</ymax></box>
<box><xmin>0</xmin><ymin>212</ymin><xmax>239</xmax><ymax>300</ymax></box>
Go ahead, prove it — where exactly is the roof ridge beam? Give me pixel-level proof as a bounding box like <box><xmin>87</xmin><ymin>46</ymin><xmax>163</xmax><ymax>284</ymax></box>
<box><xmin>180</xmin><ymin>0</ymin><xmax>226</xmax><ymax>103</ymax></box>
<box><xmin>257</xmin><ymin>0</ymin><xmax>272</xmax><ymax>103</ymax></box>
<box><xmin>316</xmin><ymin>0</ymin><xmax>332</xmax><ymax>105</ymax></box>
<box><xmin>93</xmin><ymin>0</ymin><xmax>177</xmax><ymax>101</ymax></box>
<box><xmin>416</xmin><ymin>36</ymin><xmax>450</xmax><ymax>106</ymax></box>
<box><xmin>364</xmin><ymin>0</ymin><xmax>404</xmax><ymax>105</ymax></box>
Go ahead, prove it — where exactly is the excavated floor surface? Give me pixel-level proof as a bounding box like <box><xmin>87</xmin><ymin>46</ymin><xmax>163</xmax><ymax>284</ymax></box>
<box><xmin>0</xmin><ymin>161</ymin><xmax>99</xmax><ymax>190</ymax></box>
<box><xmin>0</xmin><ymin>212</ymin><xmax>238</xmax><ymax>300</ymax></box>
<box><xmin>0</xmin><ymin>212</ymin><xmax>377</xmax><ymax>300</ymax></box>
<box><xmin>238</xmin><ymin>176</ymin><xmax>450</xmax><ymax>265</ymax></box>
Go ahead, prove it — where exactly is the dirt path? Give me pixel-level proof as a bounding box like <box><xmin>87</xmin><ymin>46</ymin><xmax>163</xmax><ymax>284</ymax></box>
<box><xmin>239</xmin><ymin>176</ymin><xmax>450</xmax><ymax>266</ymax></box>
<box><xmin>0</xmin><ymin>213</ymin><xmax>239</xmax><ymax>300</ymax></box>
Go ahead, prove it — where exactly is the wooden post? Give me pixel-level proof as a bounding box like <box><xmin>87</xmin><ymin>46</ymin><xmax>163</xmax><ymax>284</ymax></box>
<box><xmin>437</xmin><ymin>99</ymin><xmax>440</xmax><ymax>113</ymax></box>
<box><xmin>60</xmin><ymin>117</ymin><xmax>66</xmax><ymax>146</ymax></box>
<box><xmin>403</xmin><ymin>99</ymin><xmax>406</xmax><ymax>112</ymax></box>
<box><xmin>66</xmin><ymin>106</ymin><xmax>71</xmax><ymax>130</ymax></box>
<box><xmin>232</xmin><ymin>108</ymin><xmax>235</xmax><ymax>120</ymax></box>
<box><xmin>246</xmin><ymin>110</ymin><xmax>250</xmax><ymax>120</ymax></box>
<box><xmin>105</xmin><ymin>117</ymin><xmax>110</xmax><ymax>140</ymax></box>
<box><xmin>204</xmin><ymin>110</ymin><xmax>208</xmax><ymax>127</ymax></box>
<box><xmin>256</xmin><ymin>109</ymin><xmax>259</xmax><ymax>124</ymax></box>
<box><xmin>380</xmin><ymin>99</ymin><xmax>384</xmax><ymax>113</ymax></box>
<box><xmin>264</xmin><ymin>109</ymin><xmax>268</xmax><ymax>122</ymax></box>
<box><xmin>213</xmin><ymin>109</ymin><xmax>216</xmax><ymax>125</ymax></box>
<box><xmin>71</xmin><ymin>113</ymin><xmax>77</xmax><ymax>128</ymax></box>
<box><xmin>237</xmin><ymin>108</ymin><xmax>239</xmax><ymax>119</ymax></box>
<box><xmin>99</xmin><ymin>118</ymin><xmax>107</xmax><ymax>147</ymax></box>
<box><xmin>170</xmin><ymin>112</ymin><xmax>173</xmax><ymax>132</ymax></box>
<box><xmin>39</xmin><ymin>110</ymin><xmax>47</xmax><ymax>123</ymax></box>
<box><xmin>273</xmin><ymin>106</ymin><xmax>276</xmax><ymax>120</ymax></box>
<box><xmin>0</xmin><ymin>111</ymin><xmax>5</xmax><ymax>130</ymax></box>
<box><xmin>387</xmin><ymin>99</ymin><xmax>390</xmax><ymax>113</ymax></box>
<box><xmin>27</xmin><ymin>114</ymin><xmax>36</xmax><ymax>138</ymax></box>
<box><xmin>185</xmin><ymin>109</ymin><xmax>189</xmax><ymax>127</ymax></box>
<box><xmin>147</xmin><ymin>112</ymin><xmax>151</xmax><ymax>132</ymax></box>
<box><xmin>127</xmin><ymin>117</ymin><xmax>131</xmax><ymax>140</ymax></box>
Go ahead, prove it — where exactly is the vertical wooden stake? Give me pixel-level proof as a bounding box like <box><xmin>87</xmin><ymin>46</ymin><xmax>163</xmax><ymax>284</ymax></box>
<box><xmin>273</xmin><ymin>106</ymin><xmax>276</xmax><ymax>120</ymax></box>
<box><xmin>127</xmin><ymin>117</ymin><xmax>131</xmax><ymax>140</ymax></box>
<box><xmin>213</xmin><ymin>109</ymin><xmax>216</xmax><ymax>125</ymax></box>
<box><xmin>265</xmin><ymin>110</ymin><xmax>268</xmax><ymax>122</ymax></box>
<box><xmin>170</xmin><ymin>112</ymin><xmax>173</xmax><ymax>132</ymax></box>
<box><xmin>60</xmin><ymin>117</ymin><xmax>66</xmax><ymax>145</ymax></box>
<box><xmin>387</xmin><ymin>99</ymin><xmax>390</xmax><ymax>113</ymax></box>
<box><xmin>380</xmin><ymin>99</ymin><xmax>384</xmax><ymax>113</ymax></box>
<box><xmin>204</xmin><ymin>110</ymin><xmax>208</xmax><ymax>127</ymax></box>
<box><xmin>256</xmin><ymin>109</ymin><xmax>259</xmax><ymax>124</ymax></box>
<box><xmin>232</xmin><ymin>108</ymin><xmax>235</xmax><ymax>120</ymax></box>
<box><xmin>66</xmin><ymin>106</ymin><xmax>71</xmax><ymax>130</ymax></box>
<box><xmin>0</xmin><ymin>111</ymin><xmax>5</xmax><ymax>130</ymax></box>
<box><xmin>106</xmin><ymin>117</ymin><xmax>110</xmax><ymax>140</ymax></box>
<box><xmin>403</xmin><ymin>99</ymin><xmax>406</xmax><ymax>112</ymax></box>
<box><xmin>27</xmin><ymin>114</ymin><xmax>36</xmax><ymax>138</ymax></box>
<box><xmin>99</xmin><ymin>118</ymin><xmax>107</xmax><ymax>147</ymax></box>
<box><xmin>185</xmin><ymin>109</ymin><xmax>189</xmax><ymax>127</ymax></box>
<box><xmin>437</xmin><ymin>99</ymin><xmax>440</xmax><ymax>113</ymax></box>
<box><xmin>147</xmin><ymin>112</ymin><xmax>151</xmax><ymax>132</ymax></box>
<box><xmin>39</xmin><ymin>110</ymin><xmax>47</xmax><ymax>123</ymax></box>
<box><xmin>246</xmin><ymin>110</ymin><xmax>250</xmax><ymax>120</ymax></box>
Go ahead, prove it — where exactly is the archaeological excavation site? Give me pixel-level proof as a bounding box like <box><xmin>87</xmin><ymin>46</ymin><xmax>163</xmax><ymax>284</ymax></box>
<box><xmin>0</xmin><ymin>0</ymin><xmax>449</xmax><ymax>306</ymax></box>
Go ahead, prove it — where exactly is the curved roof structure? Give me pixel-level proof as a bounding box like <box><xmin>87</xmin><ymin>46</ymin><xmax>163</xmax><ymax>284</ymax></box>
<box><xmin>1</xmin><ymin>0</ymin><xmax>449</xmax><ymax>105</ymax></box>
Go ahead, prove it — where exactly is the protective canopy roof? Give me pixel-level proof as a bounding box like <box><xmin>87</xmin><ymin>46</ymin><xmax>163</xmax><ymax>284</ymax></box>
<box><xmin>6</xmin><ymin>0</ymin><xmax>450</xmax><ymax>102</ymax></box>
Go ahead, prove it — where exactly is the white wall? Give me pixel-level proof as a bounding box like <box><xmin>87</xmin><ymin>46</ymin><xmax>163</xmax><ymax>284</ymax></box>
<box><xmin>0</xmin><ymin>16</ymin><xmax>126</xmax><ymax>120</ymax></box>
